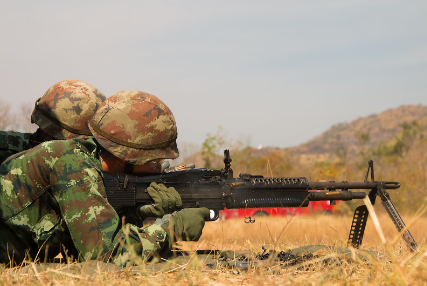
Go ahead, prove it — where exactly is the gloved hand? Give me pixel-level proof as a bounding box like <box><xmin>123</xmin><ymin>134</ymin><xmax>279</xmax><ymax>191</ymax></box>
<box><xmin>137</xmin><ymin>182</ymin><xmax>182</xmax><ymax>220</ymax></box>
<box><xmin>155</xmin><ymin>208</ymin><xmax>210</xmax><ymax>243</ymax></box>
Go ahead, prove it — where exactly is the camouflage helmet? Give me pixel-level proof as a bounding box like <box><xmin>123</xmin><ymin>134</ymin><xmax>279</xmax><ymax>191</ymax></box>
<box><xmin>31</xmin><ymin>80</ymin><xmax>106</xmax><ymax>140</ymax></box>
<box><xmin>89</xmin><ymin>90</ymin><xmax>179</xmax><ymax>165</ymax></box>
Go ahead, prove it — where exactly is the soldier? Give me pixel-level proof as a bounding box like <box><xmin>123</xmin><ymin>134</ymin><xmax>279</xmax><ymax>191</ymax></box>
<box><xmin>0</xmin><ymin>80</ymin><xmax>106</xmax><ymax>164</ymax></box>
<box><xmin>0</xmin><ymin>90</ymin><xmax>209</xmax><ymax>266</ymax></box>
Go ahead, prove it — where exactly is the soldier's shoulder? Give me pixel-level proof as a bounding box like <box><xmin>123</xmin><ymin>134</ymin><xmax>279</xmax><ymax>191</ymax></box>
<box><xmin>4</xmin><ymin>138</ymin><xmax>97</xmax><ymax>171</ymax></box>
<box><xmin>37</xmin><ymin>137</ymin><xmax>96</xmax><ymax>150</ymax></box>
<box><xmin>0</xmin><ymin>131</ymin><xmax>33</xmax><ymax>152</ymax></box>
<box><xmin>37</xmin><ymin>137</ymin><xmax>99</xmax><ymax>166</ymax></box>
<box><xmin>60</xmin><ymin>137</ymin><xmax>98</xmax><ymax>156</ymax></box>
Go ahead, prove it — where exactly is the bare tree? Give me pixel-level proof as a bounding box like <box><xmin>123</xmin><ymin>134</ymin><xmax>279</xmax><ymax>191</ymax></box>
<box><xmin>0</xmin><ymin>100</ymin><xmax>37</xmax><ymax>132</ymax></box>
<box><xmin>0</xmin><ymin>99</ymin><xmax>19</xmax><ymax>130</ymax></box>
<box><xmin>18</xmin><ymin>102</ymin><xmax>37</xmax><ymax>132</ymax></box>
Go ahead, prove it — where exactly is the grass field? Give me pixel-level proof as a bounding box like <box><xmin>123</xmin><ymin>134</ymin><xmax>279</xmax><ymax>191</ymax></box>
<box><xmin>2</xmin><ymin>212</ymin><xmax>427</xmax><ymax>286</ymax></box>
<box><xmin>187</xmin><ymin>212</ymin><xmax>427</xmax><ymax>251</ymax></box>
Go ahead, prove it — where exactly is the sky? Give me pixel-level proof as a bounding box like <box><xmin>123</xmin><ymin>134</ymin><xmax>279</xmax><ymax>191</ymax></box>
<box><xmin>1</xmin><ymin>0</ymin><xmax>426</xmax><ymax>150</ymax></box>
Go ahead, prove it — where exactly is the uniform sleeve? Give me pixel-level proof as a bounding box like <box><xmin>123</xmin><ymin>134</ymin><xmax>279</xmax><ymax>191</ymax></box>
<box><xmin>0</xmin><ymin>131</ymin><xmax>33</xmax><ymax>165</ymax></box>
<box><xmin>0</xmin><ymin>150</ymin><xmax>16</xmax><ymax>165</ymax></box>
<box><xmin>49</xmin><ymin>149</ymin><xmax>168</xmax><ymax>264</ymax></box>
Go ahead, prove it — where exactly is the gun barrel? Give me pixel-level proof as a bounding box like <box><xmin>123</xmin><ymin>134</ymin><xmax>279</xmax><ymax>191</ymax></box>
<box><xmin>309</xmin><ymin>191</ymin><xmax>366</xmax><ymax>201</ymax></box>
<box><xmin>308</xmin><ymin>181</ymin><xmax>400</xmax><ymax>190</ymax></box>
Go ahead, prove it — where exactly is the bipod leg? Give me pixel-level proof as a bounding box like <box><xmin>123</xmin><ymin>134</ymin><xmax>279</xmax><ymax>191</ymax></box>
<box><xmin>379</xmin><ymin>187</ymin><xmax>418</xmax><ymax>252</ymax></box>
<box><xmin>348</xmin><ymin>205</ymin><xmax>369</xmax><ymax>248</ymax></box>
<box><xmin>347</xmin><ymin>187</ymin><xmax>376</xmax><ymax>249</ymax></box>
<box><xmin>347</xmin><ymin>186</ymin><xmax>377</xmax><ymax>249</ymax></box>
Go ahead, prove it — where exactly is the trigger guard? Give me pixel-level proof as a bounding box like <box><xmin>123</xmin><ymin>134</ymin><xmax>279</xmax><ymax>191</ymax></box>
<box><xmin>208</xmin><ymin>209</ymin><xmax>219</xmax><ymax>221</ymax></box>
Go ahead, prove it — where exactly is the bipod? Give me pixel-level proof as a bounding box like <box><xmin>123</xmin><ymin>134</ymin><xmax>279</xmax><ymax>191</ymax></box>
<box><xmin>348</xmin><ymin>160</ymin><xmax>417</xmax><ymax>252</ymax></box>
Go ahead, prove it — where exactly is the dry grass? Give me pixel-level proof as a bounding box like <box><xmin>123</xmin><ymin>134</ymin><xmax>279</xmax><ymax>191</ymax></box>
<box><xmin>3</xmin><ymin>213</ymin><xmax>427</xmax><ymax>286</ymax></box>
<box><xmin>185</xmin><ymin>213</ymin><xmax>427</xmax><ymax>251</ymax></box>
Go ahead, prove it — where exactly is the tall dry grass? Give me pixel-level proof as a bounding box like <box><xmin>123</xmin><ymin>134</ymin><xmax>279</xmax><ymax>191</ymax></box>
<box><xmin>183</xmin><ymin>214</ymin><xmax>427</xmax><ymax>252</ymax></box>
<box><xmin>2</xmin><ymin>214</ymin><xmax>427</xmax><ymax>286</ymax></box>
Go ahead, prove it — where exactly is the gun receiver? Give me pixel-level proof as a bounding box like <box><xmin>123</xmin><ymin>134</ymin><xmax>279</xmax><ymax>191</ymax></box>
<box><xmin>103</xmin><ymin>150</ymin><xmax>416</xmax><ymax>251</ymax></box>
<box><xmin>103</xmin><ymin>170</ymin><xmax>369</xmax><ymax>214</ymax></box>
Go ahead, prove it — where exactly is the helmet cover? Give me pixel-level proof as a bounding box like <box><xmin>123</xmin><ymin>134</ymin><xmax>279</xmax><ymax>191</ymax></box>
<box><xmin>31</xmin><ymin>80</ymin><xmax>106</xmax><ymax>140</ymax></box>
<box><xmin>89</xmin><ymin>90</ymin><xmax>179</xmax><ymax>165</ymax></box>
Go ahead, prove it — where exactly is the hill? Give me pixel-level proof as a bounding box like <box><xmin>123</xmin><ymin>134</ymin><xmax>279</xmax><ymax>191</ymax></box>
<box><xmin>286</xmin><ymin>104</ymin><xmax>427</xmax><ymax>161</ymax></box>
<box><xmin>177</xmin><ymin>104</ymin><xmax>427</xmax><ymax>169</ymax></box>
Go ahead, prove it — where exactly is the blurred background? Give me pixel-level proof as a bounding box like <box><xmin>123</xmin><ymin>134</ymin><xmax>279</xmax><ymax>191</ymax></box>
<box><xmin>1</xmin><ymin>0</ymin><xmax>427</xmax><ymax>213</ymax></box>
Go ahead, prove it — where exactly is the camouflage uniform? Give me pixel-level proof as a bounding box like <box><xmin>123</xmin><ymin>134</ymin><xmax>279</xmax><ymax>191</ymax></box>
<box><xmin>0</xmin><ymin>80</ymin><xmax>105</xmax><ymax>165</ymax></box>
<box><xmin>0</xmin><ymin>137</ymin><xmax>168</xmax><ymax>266</ymax></box>
<box><xmin>0</xmin><ymin>90</ymin><xmax>191</xmax><ymax>267</ymax></box>
<box><xmin>0</xmin><ymin>130</ymin><xmax>42</xmax><ymax>165</ymax></box>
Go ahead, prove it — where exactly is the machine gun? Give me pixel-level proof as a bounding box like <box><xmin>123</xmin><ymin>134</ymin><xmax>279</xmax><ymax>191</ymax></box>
<box><xmin>103</xmin><ymin>150</ymin><xmax>417</xmax><ymax>251</ymax></box>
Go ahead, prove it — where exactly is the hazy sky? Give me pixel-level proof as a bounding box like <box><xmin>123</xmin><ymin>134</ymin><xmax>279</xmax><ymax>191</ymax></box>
<box><xmin>1</xmin><ymin>1</ymin><xmax>426</xmax><ymax>149</ymax></box>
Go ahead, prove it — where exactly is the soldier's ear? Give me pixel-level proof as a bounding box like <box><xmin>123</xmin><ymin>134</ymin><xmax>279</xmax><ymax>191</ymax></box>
<box><xmin>116</xmin><ymin>158</ymin><xmax>127</xmax><ymax>168</ymax></box>
<box><xmin>100</xmin><ymin>148</ymin><xmax>127</xmax><ymax>173</ymax></box>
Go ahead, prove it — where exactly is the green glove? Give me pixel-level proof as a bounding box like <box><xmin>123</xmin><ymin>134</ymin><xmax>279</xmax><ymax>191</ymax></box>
<box><xmin>155</xmin><ymin>208</ymin><xmax>210</xmax><ymax>243</ymax></box>
<box><xmin>138</xmin><ymin>182</ymin><xmax>183</xmax><ymax>220</ymax></box>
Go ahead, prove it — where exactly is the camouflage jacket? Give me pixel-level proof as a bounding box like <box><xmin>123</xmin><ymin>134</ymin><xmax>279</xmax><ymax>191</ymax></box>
<box><xmin>0</xmin><ymin>137</ymin><xmax>168</xmax><ymax>266</ymax></box>
<box><xmin>0</xmin><ymin>130</ymin><xmax>43</xmax><ymax>165</ymax></box>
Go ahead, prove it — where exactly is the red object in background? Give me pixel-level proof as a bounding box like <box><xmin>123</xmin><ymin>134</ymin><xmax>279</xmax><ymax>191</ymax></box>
<box><xmin>219</xmin><ymin>194</ymin><xmax>338</xmax><ymax>220</ymax></box>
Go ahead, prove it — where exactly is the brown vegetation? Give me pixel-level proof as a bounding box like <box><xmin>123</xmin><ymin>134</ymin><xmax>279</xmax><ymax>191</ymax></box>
<box><xmin>289</xmin><ymin>105</ymin><xmax>427</xmax><ymax>158</ymax></box>
<box><xmin>189</xmin><ymin>214</ymin><xmax>427</xmax><ymax>251</ymax></box>
<box><xmin>2</xmin><ymin>215</ymin><xmax>427</xmax><ymax>285</ymax></box>
<box><xmin>2</xmin><ymin>104</ymin><xmax>427</xmax><ymax>285</ymax></box>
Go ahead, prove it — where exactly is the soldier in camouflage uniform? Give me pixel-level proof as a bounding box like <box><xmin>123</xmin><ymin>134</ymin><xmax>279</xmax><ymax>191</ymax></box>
<box><xmin>0</xmin><ymin>80</ymin><xmax>106</xmax><ymax>164</ymax></box>
<box><xmin>0</xmin><ymin>90</ymin><xmax>209</xmax><ymax>267</ymax></box>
